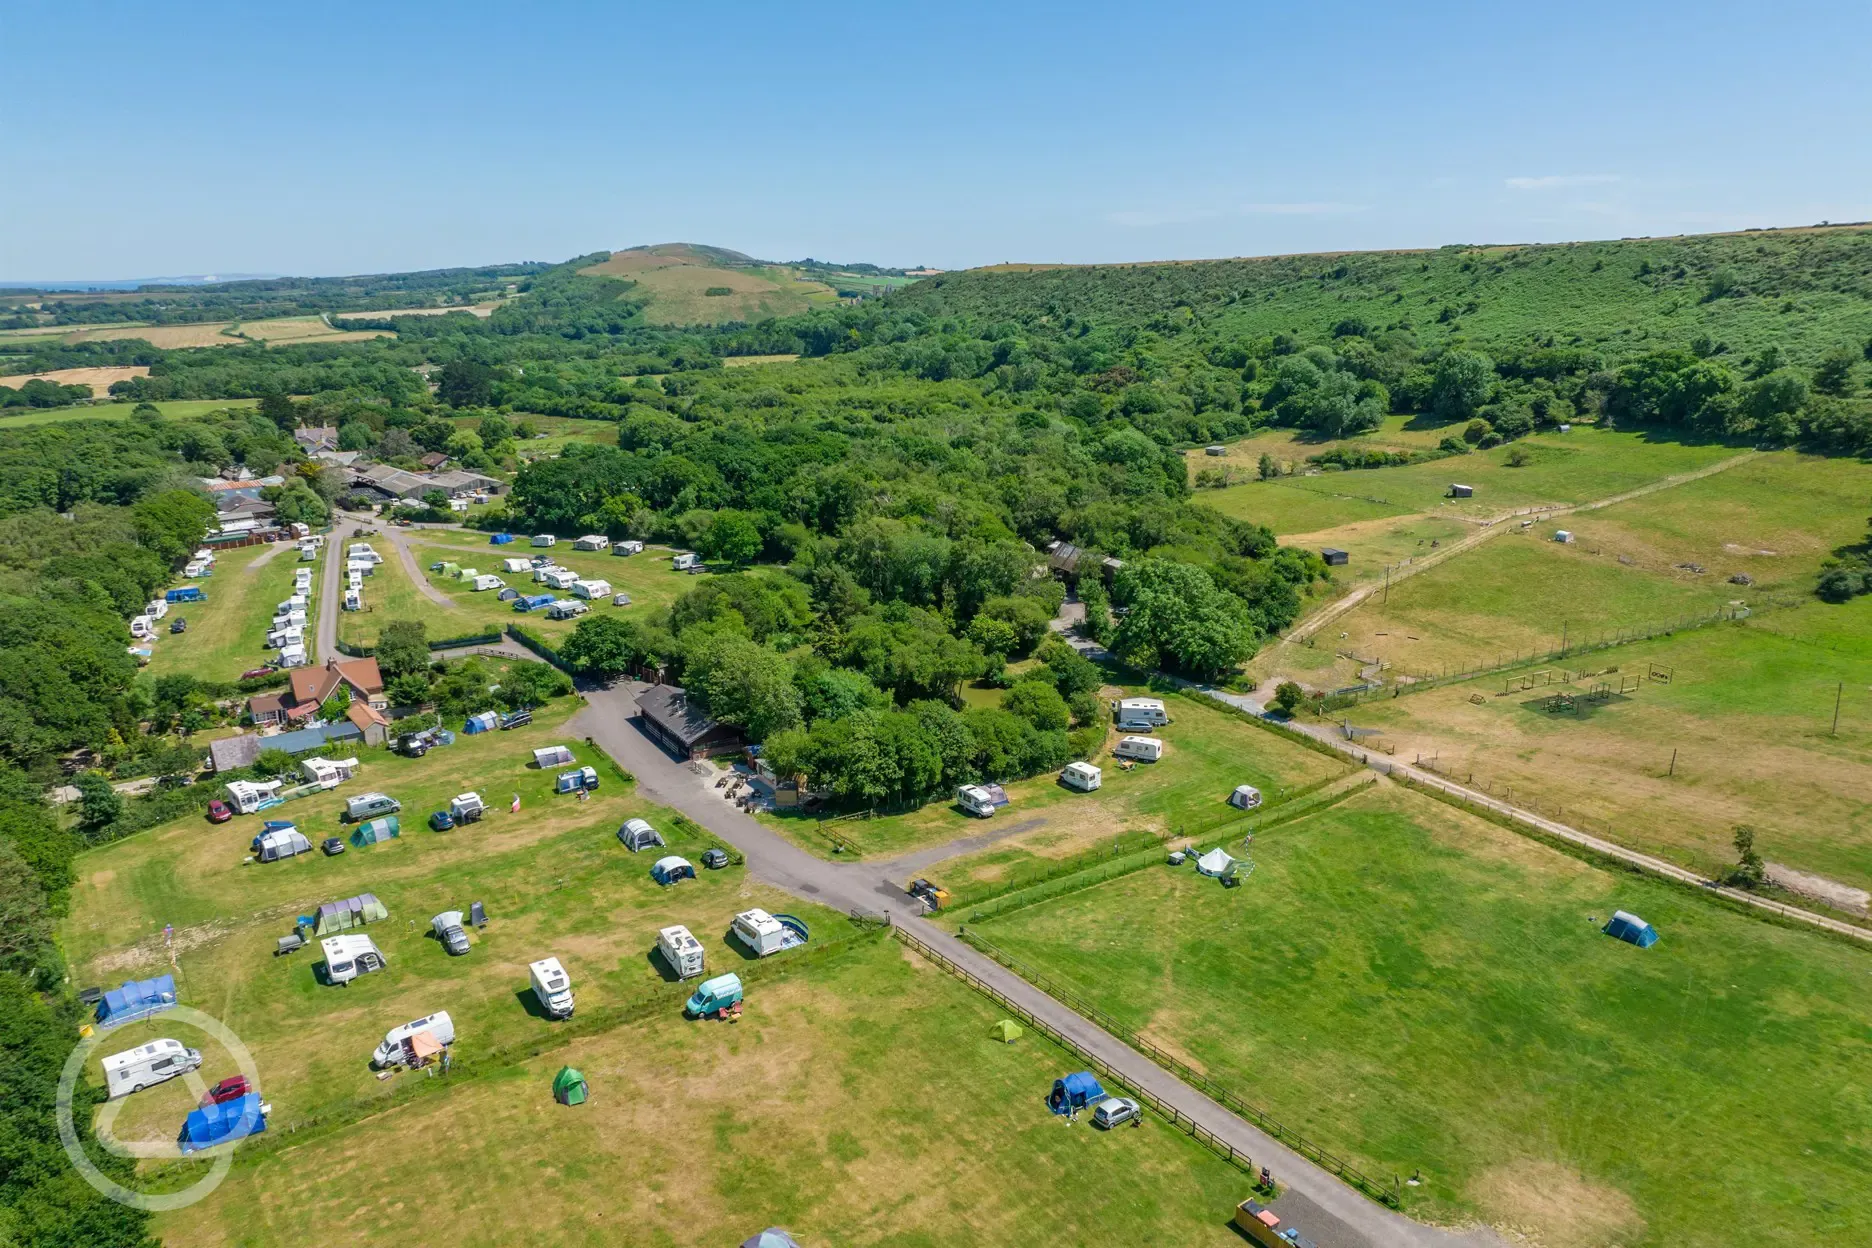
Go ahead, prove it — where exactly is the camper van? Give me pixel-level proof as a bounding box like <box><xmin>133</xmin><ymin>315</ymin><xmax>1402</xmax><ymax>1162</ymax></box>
<box><xmin>471</xmin><ymin>575</ymin><xmax>504</xmax><ymax>592</ymax></box>
<box><xmin>1113</xmin><ymin>735</ymin><xmax>1165</xmax><ymax>763</ymax></box>
<box><xmin>529</xmin><ymin>957</ymin><xmax>575</xmax><ymax>1017</ymax></box>
<box><xmin>1060</xmin><ymin>761</ymin><xmax>1103</xmax><ymax>792</ymax></box>
<box><xmin>343</xmin><ymin>793</ymin><xmax>401</xmax><ymax>822</ymax></box>
<box><xmin>956</xmin><ymin>784</ymin><xmax>1007</xmax><ymax>818</ymax></box>
<box><xmin>321</xmin><ymin>934</ymin><xmax>388</xmax><ymax>985</ymax></box>
<box><xmin>685</xmin><ymin>973</ymin><xmax>743</xmax><ymax>1019</ymax></box>
<box><xmin>670</xmin><ymin>552</ymin><xmax>703</xmax><ymax>571</ymax></box>
<box><xmin>103</xmin><ymin>1038</ymin><xmax>203</xmax><ymax>1099</ymax></box>
<box><xmin>571</xmin><ymin>578</ymin><xmax>610</xmax><ymax>600</ymax></box>
<box><xmin>530</xmin><ymin>534</ymin><xmax>557</xmax><ymax>548</ymax></box>
<box><xmin>656</xmin><ymin>926</ymin><xmax>705</xmax><ymax>979</ymax></box>
<box><xmin>1113</xmin><ymin>697</ymin><xmax>1169</xmax><ymax>729</ymax></box>
<box><xmin>371</xmin><ymin>1011</ymin><xmax>455</xmax><ymax>1069</ymax></box>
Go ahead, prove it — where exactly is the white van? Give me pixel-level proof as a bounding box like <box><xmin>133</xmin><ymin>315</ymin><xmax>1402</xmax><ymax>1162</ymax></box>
<box><xmin>1113</xmin><ymin>735</ymin><xmax>1165</xmax><ymax>763</ymax></box>
<box><xmin>103</xmin><ymin>1038</ymin><xmax>202</xmax><ymax>1099</ymax></box>
<box><xmin>957</xmin><ymin>784</ymin><xmax>1001</xmax><ymax>818</ymax></box>
<box><xmin>1114</xmin><ymin>697</ymin><xmax>1170</xmax><ymax>729</ymax></box>
<box><xmin>371</xmin><ymin>1011</ymin><xmax>455</xmax><ymax>1069</ymax></box>
<box><xmin>344</xmin><ymin>792</ymin><xmax>401</xmax><ymax>822</ymax></box>
<box><xmin>657</xmin><ymin>925</ymin><xmax>706</xmax><ymax>980</ymax></box>
<box><xmin>321</xmin><ymin>934</ymin><xmax>388</xmax><ymax>986</ymax></box>
<box><xmin>529</xmin><ymin>957</ymin><xmax>575</xmax><ymax>1017</ymax></box>
<box><xmin>1061</xmin><ymin>761</ymin><xmax>1103</xmax><ymax>792</ymax></box>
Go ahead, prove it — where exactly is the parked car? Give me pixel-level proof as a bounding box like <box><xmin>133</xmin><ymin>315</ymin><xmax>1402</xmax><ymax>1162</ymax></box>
<box><xmin>170</xmin><ymin>617</ymin><xmax>188</xmax><ymax>634</ymax></box>
<box><xmin>200</xmin><ymin>1075</ymin><xmax>252</xmax><ymax>1107</ymax></box>
<box><xmin>321</xmin><ymin>837</ymin><xmax>347</xmax><ymax>856</ymax></box>
<box><xmin>1091</xmin><ymin>1097</ymin><xmax>1141</xmax><ymax>1130</ymax></box>
<box><xmin>428</xmin><ymin>810</ymin><xmax>455</xmax><ymax>832</ymax></box>
<box><xmin>206</xmin><ymin>799</ymin><xmax>232</xmax><ymax>824</ymax></box>
<box><xmin>701</xmin><ymin>848</ymin><xmax>730</xmax><ymax>870</ymax></box>
<box><xmin>240</xmin><ymin>666</ymin><xmax>276</xmax><ymax>680</ymax></box>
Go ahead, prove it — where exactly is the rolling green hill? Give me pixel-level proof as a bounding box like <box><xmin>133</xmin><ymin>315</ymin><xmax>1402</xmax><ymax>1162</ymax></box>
<box><xmin>578</xmin><ymin>242</ymin><xmax>839</xmax><ymax>325</ymax></box>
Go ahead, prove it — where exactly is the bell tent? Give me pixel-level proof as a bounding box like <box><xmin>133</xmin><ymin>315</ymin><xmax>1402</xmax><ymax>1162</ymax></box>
<box><xmin>553</xmin><ymin>1066</ymin><xmax>589</xmax><ymax>1106</ymax></box>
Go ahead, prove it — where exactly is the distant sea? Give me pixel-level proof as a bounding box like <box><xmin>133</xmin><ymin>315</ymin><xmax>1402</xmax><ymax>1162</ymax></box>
<box><xmin>0</xmin><ymin>275</ymin><xmax>280</xmax><ymax>291</ymax></box>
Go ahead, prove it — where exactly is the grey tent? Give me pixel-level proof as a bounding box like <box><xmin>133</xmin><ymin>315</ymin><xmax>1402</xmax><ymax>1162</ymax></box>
<box><xmin>252</xmin><ymin>827</ymin><xmax>312</xmax><ymax>862</ymax></box>
<box><xmin>742</xmin><ymin>1232</ymin><xmax>802</xmax><ymax>1248</ymax></box>
<box><xmin>617</xmin><ymin>818</ymin><xmax>665</xmax><ymax>853</ymax></box>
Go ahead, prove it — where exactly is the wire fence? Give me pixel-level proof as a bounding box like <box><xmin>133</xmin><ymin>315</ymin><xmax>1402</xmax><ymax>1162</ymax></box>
<box><xmin>922</xmin><ymin>926</ymin><xmax>1403</xmax><ymax>1208</ymax></box>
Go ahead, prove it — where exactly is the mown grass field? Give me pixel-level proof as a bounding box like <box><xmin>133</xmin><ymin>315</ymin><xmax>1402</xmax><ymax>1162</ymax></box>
<box><xmin>1204</xmin><ymin>427</ymin><xmax>1746</xmax><ymax>535</ymax></box>
<box><xmin>144</xmin><ymin>542</ymin><xmax>310</xmax><ymax>683</ymax></box>
<box><xmin>972</xmin><ymin>781</ymin><xmax>1872</xmax><ymax>1248</ymax></box>
<box><xmin>763</xmin><ymin>689</ymin><xmax>1346</xmax><ymax>866</ymax></box>
<box><xmin>151</xmin><ymin>936</ymin><xmax>1257</xmax><ymax>1248</ymax></box>
<box><xmin>1338</xmin><ymin>608</ymin><xmax>1872</xmax><ymax>896</ymax></box>
<box><xmin>0</xmin><ymin>397</ymin><xmax>256</xmax><ymax>427</ymax></box>
<box><xmin>62</xmin><ymin>701</ymin><xmax>826</xmax><ymax>1141</ymax></box>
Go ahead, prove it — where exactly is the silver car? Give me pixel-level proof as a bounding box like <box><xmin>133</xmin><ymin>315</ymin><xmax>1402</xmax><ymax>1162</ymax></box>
<box><xmin>1091</xmin><ymin>1096</ymin><xmax>1140</xmax><ymax>1129</ymax></box>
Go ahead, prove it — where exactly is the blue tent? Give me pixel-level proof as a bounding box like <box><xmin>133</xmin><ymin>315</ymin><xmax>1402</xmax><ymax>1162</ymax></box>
<box><xmin>1048</xmin><ymin>1071</ymin><xmax>1105</xmax><ymax>1115</ymax></box>
<box><xmin>96</xmin><ymin>975</ymin><xmax>177</xmax><ymax>1028</ymax></box>
<box><xmin>1603</xmin><ymin>910</ymin><xmax>1659</xmax><ymax>948</ymax></box>
<box><xmin>490</xmin><ymin>533</ymin><xmax>516</xmax><ymax>545</ymax></box>
<box><xmin>463</xmin><ymin>712</ymin><xmax>499</xmax><ymax>734</ymax></box>
<box><xmin>178</xmin><ymin>1093</ymin><xmax>266</xmax><ymax>1154</ymax></box>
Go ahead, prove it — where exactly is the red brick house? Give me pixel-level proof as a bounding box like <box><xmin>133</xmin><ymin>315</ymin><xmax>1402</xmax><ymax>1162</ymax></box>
<box><xmin>250</xmin><ymin>657</ymin><xmax>387</xmax><ymax>728</ymax></box>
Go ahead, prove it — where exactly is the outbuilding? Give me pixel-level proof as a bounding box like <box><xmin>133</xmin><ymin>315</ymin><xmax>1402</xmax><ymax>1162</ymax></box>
<box><xmin>636</xmin><ymin>685</ymin><xmax>743</xmax><ymax>759</ymax></box>
<box><xmin>1449</xmin><ymin>483</ymin><xmax>1474</xmax><ymax>498</ymax></box>
<box><xmin>1204</xmin><ymin>444</ymin><xmax>1226</xmax><ymax>456</ymax></box>
<box><xmin>1321</xmin><ymin>547</ymin><xmax>1350</xmax><ymax>566</ymax></box>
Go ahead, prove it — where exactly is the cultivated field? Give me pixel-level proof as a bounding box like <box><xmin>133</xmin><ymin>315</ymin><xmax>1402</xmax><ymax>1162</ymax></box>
<box><xmin>144</xmin><ymin>541</ymin><xmax>310</xmax><ymax>683</ymax></box>
<box><xmin>151</xmin><ymin>937</ymin><xmax>1256</xmax><ymax>1248</ymax></box>
<box><xmin>39</xmin><ymin>317</ymin><xmax>394</xmax><ymax>349</ymax></box>
<box><xmin>0</xmin><ymin>364</ymin><xmax>150</xmax><ymax>395</ymax></box>
<box><xmin>765</xmin><ymin>689</ymin><xmax>1347</xmax><ymax>863</ymax></box>
<box><xmin>971</xmin><ymin>781</ymin><xmax>1872</xmax><ymax>1248</ymax></box>
<box><xmin>332</xmin><ymin>302</ymin><xmax>502</xmax><ymax>320</ymax></box>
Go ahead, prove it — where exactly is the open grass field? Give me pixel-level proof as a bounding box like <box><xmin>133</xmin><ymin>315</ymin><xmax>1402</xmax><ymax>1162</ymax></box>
<box><xmin>1203</xmin><ymin>427</ymin><xmax>1747</xmax><ymax>534</ymax></box>
<box><xmin>1335</xmin><ymin>609</ymin><xmax>1872</xmax><ymax>897</ymax></box>
<box><xmin>721</xmin><ymin>352</ymin><xmax>801</xmax><ymax>367</ymax></box>
<box><xmin>580</xmin><ymin>244</ymin><xmax>838</xmax><ymax>325</ymax></box>
<box><xmin>61</xmin><ymin>702</ymin><xmax>835</xmax><ymax>1138</ymax></box>
<box><xmin>0</xmin><ymin>397</ymin><xmax>257</xmax><ymax>428</ymax></box>
<box><xmin>464</xmin><ymin>412</ymin><xmax>621</xmax><ymax>461</ymax></box>
<box><xmin>339</xmin><ymin>537</ymin><xmax>706</xmax><ymax>649</ymax></box>
<box><xmin>764</xmin><ymin>688</ymin><xmax>1347</xmax><ymax>865</ymax></box>
<box><xmin>332</xmin><ymin>302</ymin><xmax>501</xmax><ymax>320</ymax></box>
<box><xmin>0</xmin><ymin>364</ymin><xmax>150</xmax><ymax>395</ymax></box>
<box><xmin>971</xmin><ymin>781</ymin><xmax>1872</xmax><ymax>1248</ymax></box>
<box><xmin>35</xmin><ymin>317</ymin><xmax>394</xmax><ymax>349</ymax></box>
<box><xmin>144</xmin><ymin>541</ymin><xmax>310</xmax><ymax>683</ymax></box>
<box><xmin>150</xmin><ymin>936</ymin><xmax>1257</xmax><ymax>1248</ymax></box>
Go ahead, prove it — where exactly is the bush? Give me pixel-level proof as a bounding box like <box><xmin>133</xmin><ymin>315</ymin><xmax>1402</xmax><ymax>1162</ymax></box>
<box><xmin>1271</xmin><ymin>681</ymin><xmax>1304</xmax><ymax>715</ymax></box>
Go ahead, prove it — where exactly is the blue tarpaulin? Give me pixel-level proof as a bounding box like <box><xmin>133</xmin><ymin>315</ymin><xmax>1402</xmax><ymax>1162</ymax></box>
<box><xmin>179</xmin><ymin>1093</ymin><xmax>266</xmax><ymax>1153</ymax></box>
<box><xmin>96</xmin><ymin>975</ymin><xmax>177</xmax><ymax>1027</ymax></box>
<box><xmin>1603</xmin><ymin>910</ymin><xmax>1659</xmax><ymax>948</ymax></box>
<box><xmin>1048</xmin><ymin>1071</ymin><xmax>1105</xmax><ymax>1115</ymax></box>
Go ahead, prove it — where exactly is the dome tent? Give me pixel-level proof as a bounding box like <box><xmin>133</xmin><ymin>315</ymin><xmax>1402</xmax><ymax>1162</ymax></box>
<box><xmin>1048</xmin><ymin>1071</ymin><xmax>1105</xmax><ymax>1115</ymax></box>
<box><xmin>1603</xmin><ymin>910</ymin><xmax>1659</xmax><ymax>948</ymax></box>
<box><xmin>552</xmin><ymin>1066</ymin><xmax>588</xmax><ymax>1106</ymax></box>
<box><xmin>742</xmin><ymin>1231</ymin><xmax>802</xmax><ymax>1248</ymax></box>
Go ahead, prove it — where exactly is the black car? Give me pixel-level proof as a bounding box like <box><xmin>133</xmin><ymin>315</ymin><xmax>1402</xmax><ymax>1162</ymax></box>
<box><xmin>170</xmin><ymin>618</ymin><xmax>188</xmax><ymax>634</ymax></box>
<box><xmin>701</xmin><ymin>848</ymin><xmax>730</xmax><ymax>870</ymax></box>
<box><xmin>321</xmin><ymin>837</ymin><xmax>347</xmax><ymax>856</ymax></box>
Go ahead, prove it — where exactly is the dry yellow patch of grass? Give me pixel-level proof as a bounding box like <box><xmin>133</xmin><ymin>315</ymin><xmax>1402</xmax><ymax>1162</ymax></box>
<box><xmin>581</xmin><ymin>243</ymin><xmax>832</xmax><ymax>325</ymax></box>
<box><xmin>1470</xmin><ymin>1160</ymin><xmax>1645</xmax><ymax>1248</ymax></box>
<box><xmin>0</xmin><ymin>364</ymin><xmax>148</xmax><ymax>395</ymax></box>
<box><xmin>722</xmin><ymin>353</ymin><xmax>800</xmax><ymax>367</ymax></box>
<box><xmin>331</xmin><ymin>302</ymin><xmax>499</xmax><ymax>320</ymax></box>
<box><xmin>63</xmin><ymin>323</ymin><xmax>244</xmax><ymax>348</ymax></box>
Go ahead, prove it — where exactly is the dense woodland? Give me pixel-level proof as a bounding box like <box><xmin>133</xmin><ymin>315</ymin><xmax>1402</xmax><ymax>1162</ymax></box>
<box><xmin>2</xmin><ymin>229</ymin><xmax>1871</xmax><ymax>1243</ymax></box>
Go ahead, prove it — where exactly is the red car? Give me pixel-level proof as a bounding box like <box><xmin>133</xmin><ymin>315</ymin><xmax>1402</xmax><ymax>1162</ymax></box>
<box><xmin>207</xmin><ymin>799</ymin><xmax>232</xmax><ymax>824</ymax></box>
<box><xmin>240</xmin><ymin>667</ymin><xmax>275</xmax><ymax>680</ymax></box>
<box><xmin>200</xmin><ymin>1075</ymin><xmax>252</xmax><ymax>1107</ymax></box>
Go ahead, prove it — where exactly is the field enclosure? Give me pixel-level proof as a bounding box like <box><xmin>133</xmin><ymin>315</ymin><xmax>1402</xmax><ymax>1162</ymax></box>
<box><xmin>580</xmin><ymin>243</ymin><xmax>838</xmax><ymax>325</ymax></box>
<box><xmin>143</xmin><ymin>540</ymin><xmax>313</xmax><ymax>683</ymax></box>
<box><xmin>971</xmin><ymin>781</ymin><xmax>1872</xmax><ymax>1248</ymax></box>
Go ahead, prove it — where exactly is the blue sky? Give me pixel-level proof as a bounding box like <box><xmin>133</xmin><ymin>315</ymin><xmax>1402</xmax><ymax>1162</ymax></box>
<box><xmin>4</xmin><ymin>0</ymin><xmax>1869</xmax><ymax>278</ymax></box>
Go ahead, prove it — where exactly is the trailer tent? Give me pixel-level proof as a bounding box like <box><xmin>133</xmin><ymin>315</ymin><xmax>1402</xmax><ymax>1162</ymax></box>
<box><xmin>96</xmin><ymin>975</ymin><xmax>178</xmax><ymax>1027</ymax></box>
<box><xmin>178</xmin><ymin>1093</ymin><xmax>267</xmax><ymax>1154</ymax></box>
<box><xmin>1048</xmin><ymin>1072</ymin><xmax>1105</xmax><ymax>1115</ymax></box>
<box><xmin>313</xmin><ymin>893</ymin><xmax>388</xmax><ymax>936</ymax></box>
<box><xmin>552</xmin><ymin>1066</ymin><xmax>589</xmax><ymax>1106</ymax></box>
<box><xmin>1603</xmin><ymin>910</ymin><xmax>1659</xmax><ymax>948</ymax></box>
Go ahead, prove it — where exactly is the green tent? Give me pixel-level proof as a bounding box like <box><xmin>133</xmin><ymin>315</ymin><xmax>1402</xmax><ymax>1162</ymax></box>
<box><xmin>553</xmin><ymin>1066</ymin><xmax>588</xmax><ymax>1106</ymax></box>
<box><xmin>439</xmin><ymin>562</ymin><xmax>461</xmax><ymax>578</ymax></box>
<box><xmin>349</xmin><ymin>816</ymin><xmax>401</xmax><ymax>848</ymax></box>
<box><xmin>991</xmin><ymin>1019</ymin><xmax>1023</xmax><ymax>1044</ymax></box>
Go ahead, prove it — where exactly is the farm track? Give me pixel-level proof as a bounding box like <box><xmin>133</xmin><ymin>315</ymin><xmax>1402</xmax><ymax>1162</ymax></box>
<box><xmin>572</xmin><ymin>680</ymin><xmax>1506</xmax><ymax>1248</ymax></box>
<box><xmin>1283</xmin><ymin>450</ymin><xmax>1761</xmax><ymax>644</ymax></box>
<box><xmin>376</xmin><ymin>520</ymin><xmax>472</xmax><ymax>611</ymax></box>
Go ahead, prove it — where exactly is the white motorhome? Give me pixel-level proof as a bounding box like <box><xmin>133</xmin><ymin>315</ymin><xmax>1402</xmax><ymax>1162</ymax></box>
<box><xmin>1113</xmin><ymin>697</ymin><xmax>1170</xmax><ymax>728</ymax></box>
<box><xmin>670</xmin><ymin>552</ymin><xmax>702</xmax><ymax>571</ymax></box>
<box><xmin>321</xmin><ymin>934</ymin><xmax>388</xmax><ymax>986</ymax></box>
<box><xmin>343</xmin><ymin>589</ymin><xmax>362</xmax><ymax>611</ymax></box>
<box><xmin>1061</xmin><ymin>761</ymin><xmax>1103</xmax><ymax>792</ymax></box>
<box><xmin>530</xmin><ymin>534</ymin><xmax>557</xmax><ymax>548</ymax></box>
<box><xmin>731</xmin><ymin>909</ymin><xmax>791</xmax><ymax>958</ymax></box>
<box><xmin>103</xmin><ymin>1038</ymin><xmax>202</xmax><ymax>1099</ymax></box>
<box><xmin>957</xmin><ymin>784</ymin><xmax>1002</xmax><ymax>818</ymax></box>
<box><xmin>344</xmin><ymin>792</ymin><xmax>401</xmax><ymax>821</ymax></box>
<box><xmin>371</xmin><ymin>1011</ymin><xmax>454</xmax><ymax>1068</ymax></box>
<box><xmin>471</xmin><ymin>575</ymin><xmax>504</xmax><ymax>592</ymax></box>
<box><xmin>571</xmin><ymin>578</ymin><xmax>610</xmax><ymax>600</ymax></box>
<box><xmin>1114</xmin><ymin>735</ymin><xmax>1165</xmax><ymax>763</ymax></box>
<box><xmin>529</xmin><ymin>957</ymin><xmax>575</xmax><ymax>1017</ymax></box>
<box><xmin>572</xmin><ymin>534</ymin><xmax>609</xmax><ymax>552</ymax></box>
<box><xmin>657</xmin><ymin>925</ymin><xmax>705</xmax><ymax>979</ymax></box>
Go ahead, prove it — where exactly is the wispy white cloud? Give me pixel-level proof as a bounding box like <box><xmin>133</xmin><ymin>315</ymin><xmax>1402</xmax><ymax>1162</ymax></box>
<box><xmin>1241</xmin><ymin>201</ymin><xmax>1365</xmax><ymax>215</ymax></box>
<box><xmin>1505</xmin><ymin>174</ymin><xmax>1621</xmax><ymax>191</ymax></box>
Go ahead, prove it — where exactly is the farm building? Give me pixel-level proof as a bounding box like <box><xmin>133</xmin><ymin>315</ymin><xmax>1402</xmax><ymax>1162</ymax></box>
<box><xmin>1320</xmin><ymin>547</ymin><xmax>1349</xmax><ymax>566</ymax></box>
<box><xmin>1449</xmin><ymin>483</ymin><xmax>1474</xmax><ymax>498</ymax></box>
<box><xmin>636</xmin><ymin>684</ymin><xmax>743</xmax><ymax>760</ymax></box>
<box><xmin>266</xmin><ymin>721</ymin><xmax>366</xmax><ymax>756</ymax></box>
<box><xmin>1204</xmin><ymin>444</ymin><xmax>1226</xmax><ymax>455</ymax></box>
<box><xmin>1044</xmin><ymin>539</ymin><xmax>1125</xmax><ymax>583</ymax></box>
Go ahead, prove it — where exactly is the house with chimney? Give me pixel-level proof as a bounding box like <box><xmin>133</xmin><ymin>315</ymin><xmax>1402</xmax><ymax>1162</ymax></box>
<box><xmin>249</xmin><ymin>657</ymin><xmax>387</xmax><ymax>729</ymax></box>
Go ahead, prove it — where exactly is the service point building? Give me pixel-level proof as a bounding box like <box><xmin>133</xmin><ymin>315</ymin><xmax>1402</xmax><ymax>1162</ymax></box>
<box><xmin>636</xmin><ymin>684</ymin><xmax>742</xmax><ymax>760</ymax></box>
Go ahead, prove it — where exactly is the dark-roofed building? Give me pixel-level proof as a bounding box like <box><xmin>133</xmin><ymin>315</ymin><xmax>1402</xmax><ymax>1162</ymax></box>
<box><xmin>1320</xmin><ymin>547</ymin><xmax>1349</xmax><ymax>567</ymax></box>
<box><xmin>1044</xmin><ymin>539</ymin><xmax>1124</xmax><ymax>583</ymax></box>
<box><xmin>207</xmin><ymin>734</ymin><xmax>263</xmax><ymax>774</ymax></box>
<box><xmin>635</xmin><ymin>684</ymin><xmax>742</xmax><ymax>760</ymax></box>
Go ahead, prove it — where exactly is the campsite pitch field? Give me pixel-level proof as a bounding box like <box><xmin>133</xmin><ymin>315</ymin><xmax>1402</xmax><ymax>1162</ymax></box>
<box><xmin>152</xmin><ymin>936</ymin><xmax>1258</xmax><ymax>1248</ymax></box>
<box><xmin>61</xmin><ymin>700</ymin><xmax>844</xmax><ymax>1145</ymax></box>
<box><xmin>1340</xmin><ymin>609</ymin><xmax>1872</xmax><ymax>898</ymax></box>
<box><xmin>970</xmin><ymin>781</ymin><xmax>1872</xmax><ymax>1248</ymax></box>
<box><xmin>144</xmin><ymin>541</ymin><xmax>310</xmax><ymax>683</ymax></box>
<box><xmin>763</xmin><ymin>689</ymin><xmax>1348</xmax><ymax>865</ymax></box>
